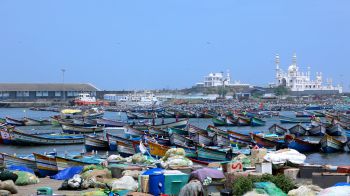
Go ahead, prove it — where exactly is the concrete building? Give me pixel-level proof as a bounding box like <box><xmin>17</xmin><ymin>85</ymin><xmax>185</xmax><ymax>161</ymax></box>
<box><xmin>0</xmin><ymin>83</ymin><xmax>99</xmax><ymax>101</ymax></box>
<box><xmin>196</xmin><ymin>70</ymin><xmax>251</xmax><ymax>88</ymax></box>
<box><xmin>274</xmin><ymin>54</ymin><xmax>342</xmax><ymax>94</ymax></box>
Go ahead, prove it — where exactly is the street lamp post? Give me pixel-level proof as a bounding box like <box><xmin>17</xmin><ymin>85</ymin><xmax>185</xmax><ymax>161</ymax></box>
<box><xmin>61</xmin><ymin>69</ymin><xmax>66</xmax><ymax>102</ymax></box>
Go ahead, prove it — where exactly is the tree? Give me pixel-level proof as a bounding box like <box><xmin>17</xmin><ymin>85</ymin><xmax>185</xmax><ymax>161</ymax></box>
<box><xmin>274</xmin><ymin>85</ymin><xmax>290</xmax><ymax>96</ymax></box>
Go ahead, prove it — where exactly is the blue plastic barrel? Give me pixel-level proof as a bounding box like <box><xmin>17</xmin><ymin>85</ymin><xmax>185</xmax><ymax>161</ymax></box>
<box><xmin>149</xmin><ymin>173</ymin><xmax>165</xmax><ymax>196</ymax></box>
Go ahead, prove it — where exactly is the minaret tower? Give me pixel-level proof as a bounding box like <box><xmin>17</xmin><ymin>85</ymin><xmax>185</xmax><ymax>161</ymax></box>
<box><xmin>292</xmin><ymin>53</ymin><xmax>297</xmax><ymax>66</ymax></box>
<box><xmin>275</xmin><ymin>54</ymin><xmax>280</xmax><ymax>85</ymax></box>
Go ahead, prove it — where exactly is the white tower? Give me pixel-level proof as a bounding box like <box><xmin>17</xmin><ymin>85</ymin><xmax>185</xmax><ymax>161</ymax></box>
<box><xmin>275</xmin><ymin>54</ymin><xmax>281</xmax><ymax>85</ymax></box>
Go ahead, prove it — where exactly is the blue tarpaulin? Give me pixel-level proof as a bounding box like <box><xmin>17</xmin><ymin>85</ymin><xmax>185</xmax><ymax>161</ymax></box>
<box><xmin>8</xmin><ymin>165</ymin><xmax>34</xmax><ymax>174</ymax></box>
<box><xmin>50</xmin><ymin>166</ymin><xmax>83</xmax><ymax>180</ymax></box>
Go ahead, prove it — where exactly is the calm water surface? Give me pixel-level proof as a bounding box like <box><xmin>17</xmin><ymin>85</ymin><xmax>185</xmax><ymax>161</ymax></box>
<box><xmin>0</xmin><ymin>108</ymin><xmax>349</xmax><ymax>165</ymax></box>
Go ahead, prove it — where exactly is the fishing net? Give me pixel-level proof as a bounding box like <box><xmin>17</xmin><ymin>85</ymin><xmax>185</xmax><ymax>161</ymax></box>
<box><xmin>254</xmin><ymin>182</ymin><xmax>286</xmax><ymax>196</ymax></box>
<box><xmin>13</xmin><ymin>171</ymin><xmax>39</xmax><ymax>186</ymax></box>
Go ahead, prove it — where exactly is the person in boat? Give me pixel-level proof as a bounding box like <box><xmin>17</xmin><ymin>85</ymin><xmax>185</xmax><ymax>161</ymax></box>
<box><xmin>152</xmin><ymin>118</ymin><xmax>155</xmax><ymax>126</ymax></box>
<box><xmin>161</xmin><ymin>117</ymin><xmax>164</xmax><ymax>125</ymax></box>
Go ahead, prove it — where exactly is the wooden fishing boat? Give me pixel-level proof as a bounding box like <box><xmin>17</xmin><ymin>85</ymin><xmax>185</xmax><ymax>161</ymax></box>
<box><xmin>23</xmin><ymin>117</ymin><xmax>51</xmax><ymax>126</ymax></box>
<box><xmin>284</xmin><ymin>135</ymin><xmax>320</xmax><ymax>152</ymax></box>
<box><xmin>212</xmin><ymin>134</ymin><xmax>230</xmax><ymax>147</ymax></box>
<box><xmin>288</xmin><ymin>124</ymin><xmax>307</xmax><ymax>137</ymax></box>
<box><xmin>326</xmin><ymin>123</ymin><xmax>344</xmax><ymax>136</ymax></box>
<box><xmin>268</xmin><ymin>124</ymin><xmax>288</xmax><ymax>136</ymax></box>
<box><xmin>250</xmin><ymin>117</ymin><xmax>266</xmax><ymax>127</ymax></box>
<box><xmin>148</xmin><ymin>141</ymin><xmax>170</xmax><ymax>157</ymax></box>
<box><xmin>0</xmin><ymin>153</ymin><xmax>37</xmax><ymax>172</ymax></box>
<box><xmin>150</xmin><ymin>119</ymin><xmax>188</xmax><ymax>129</ymax></box>
<box><xmin>169</xmin><ymin>133</ymin><xmax>193</xmax><ymax>147</ymax></box>
<box><xmin>148</xmin><ymin>128</ymin><xmax>168</xmax><ymax>137</ymax></box>
<box><xmin>250</xmin><ymin>133</ymin><xmax>285</xmax><ymax>149</ymax></box>
<box><xmin>167</xmin><ymin>127</ymin><xmax>188</xmax><ymax>136</ymax></box>
<box><xmin>237</xmin><ymin>117</ymin><xmax>251</xmax><ymax>126</ymax></box>
<box><xmin>5</xmin><ymin>117</ymin><xmax>25</xmax><ymax>126</ymax></box>
<box><xmin>124</xmin><ymin>126</ymin><xmax>146</xmax><ymax>138</ymax></box>
<box><xmin>0</xmin><ymin>127</ymin><xmax>12</xmax><ymax>144</ymax></box>
<box><xmin>50</xmin><ymin>116</ymin><xmax>61</xmax><ymax>127</ymax></box>
<box><xmin>60</xmin><ymin>122</ymin><xmax>104</xmax><ymax>134</ymax></box>
<box><xmin>295</xmin><ymin>111</ymin><xmax>312</xmax><ymax>118</ymax></box>
<box><xmin>84</xmin><ymin>135</ymin><xmax>109</xmax><ymax>152</ymax></box>
<box><xmin>55</xmin><ymin>154</ymin><xmax>103</xmax><ymax>171</ymax></box>
<box><xmin>308</xmin><ymin>125</ymin><xmax>326</xmax><ymax>136</ymax></box>
<box><xmin>320</xmin><ymin>134</ymin><xmax>345</xmax><ymax>153</ymax></box>
<box><xmin>196</xmin><ymin>146</ymin><xmax>232</xmax><ymax>162</ymax></box>
<box><xmin>96</xmin><ymin>118</ymin><xmax>126</xmax><ymax>127</ymax></box>
<box><xmin>33</xmin><ymin>153</ymin><xmax>58</xmax><ymax>177</ymax></box>
<box><xmin>225</xmin><ymin>116</ymin><xmax>237</xmax><ymax>126</ymax></box>
<box><xmin>229</xmin><ymin>135</ymin><xmax>255</xmax><ymax>147</ymax></box>
<box><xmin>126</xmin><ymin>112</ymin><xmax>138</xmax><ymax>119</ymax></box>
<box><xmin>206</xmin><ymin>125</ymin><xmax>228</xmax><ymax>137</ymax></box>
<box><xmin>191</xmin><ymin>133</ymin><xmax>213</xmax><ymax>146</ymax></box>
<box><xmin>187</xmin><ymin>124</ymin><xmax>208</xmax><ymax>136</ymax></box>
<box><xmin>280</xmin><ymin>116</ymin><xmax>311</xmax><ymax>124</ymax></box>
<box><xmin>227</xmin><ymin>130</ymin><xmax>251</xmax><ymax>141</ymax></box>
<box><xmin>143</xmin><ymin>134</ymin><xmax>170</xmax><ymax>146</ymax></box>
<box><xmin>9</xmin><ymin>129</ymin><xmax>84</xmax><ymax>145</ymax></box>
<box><xmin>106</xmin><ymin>133</ymin><xmax>139</xmax><ymax>156</ymax></box>
<box><xmin>212</xmin><ymin>117</ymin><xmax>227</xmax><ymax>126</ymax></box>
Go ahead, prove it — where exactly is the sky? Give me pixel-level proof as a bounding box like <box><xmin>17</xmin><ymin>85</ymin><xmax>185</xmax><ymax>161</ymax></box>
<box><xmin>0</xmin><ymin>1</ymin><xmax>349</xmax><ymax>91</ymax></box>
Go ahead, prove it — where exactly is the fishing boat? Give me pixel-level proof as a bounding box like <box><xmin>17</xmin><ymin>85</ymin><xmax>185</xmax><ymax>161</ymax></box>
<box><xmin>169</xmin><ymin>133</ymin><xmax>193</xmax><ymax>147</ymax></box>
<box><xmin>54</xmin><ymin>156</ymin><xmax>87</xmax><ymax>171</ymax></box>
<box><xmin>237</xmin><ymin>117</ymin><xmax>251</xmax><ymax>126</ymax></box>
<box><xmin>295</xmin><ymin>111</ymin><xmax>312</xmax><ymax>118</ymax></box>
<box><xmin>308</xmin><ymin>125</ymin><xmax>326</xmax><ymax>136</ymax></box>
<box><xmin>150</xmin><ymin>119</ymin><xmax>189</xmax><ymax>129</ymax></box>
<box><xmin>167</xmin><ymin>127</ymin><xmax>188</xmax><ymax>136</ymax></box>
<box><xmin>8</xmin><ymin>130</ymin><xmax>84</xmax><ymax>145</ymax></box>
<box><xmin>229</xmin><ymin>135</ymin><xmax>255</xmax><ymax>147</ymax></box>
<box><xmin>84</xmin><ymin>135</ymin><xmax>109</xmax><ymax>152</ymax></box>
<box><xmin>0</xmin><ymin>153</ymin><xmax>37</xmax><ymax>172</ymax></box>
<box><xmin>148</xmin><ymin>141</ymin><xmax>170</xmax><ymax>157</ymax></box>
<box><xmin>212</xmin><ymin>117</ymin><xmax>227</xmax><ymax>126</ymax></box>
<box><xmin>33</xmin><ymin>153</ymin><xmax>58</xmax><ymax>177</ymax></box>
<box><xmin>280</xmin><ymin>116</ymin><xmax>311</xmax><ymax>124</ymax></box>
<box><xmin>326</xmin><ymin>123</ymin><xmax>344</xmax><ymax>136</ymax></box>
<box><xmin>124</xmin><ymin>126</ymin><xmax>146</xmax><ymax>138</ymax></box>
<box><xmin>320</xmin><ymin>134</ymin><xmax>345</xmax><ymax>153</ymax></box>
<box><xmin>250</xmin><ymin>133</ymin><xmax>285</xmax><ymax>149</ymax></box>
<box><xmin>191</xmin><ymin>133</ymin><xmax>213</xmax><ymax>146</ymax></box>
<box><xmin>206</xmin><ymin>125</ymin><xmax>228</xmax><ymax>137</ymax></box>
<box><xmin>225</xmin><ymin>116</ymin><xmax>237</xmax><ymax>126</ymax></box>
<box><xmin>284</xmin><ymin>135</ymin><xmax>320</xmax><ymax>152</ymax></box>
<box><xmin>23</xmin><ymin>117</ymin><xmax>51</xmax><ymax>126</ymax></box>
<box><xmin>288</xmin><ymin>124</ymin><xmax>307</xmax><ymax>137</ymax></box>
<box><xmin>212</xmin><ymin>134</ymin><xmax>230</xmax><ymax>147</ymax></box>
<box><xmin>60</xmin><ymin>122</ymin><xmax>104</xmax><ymax>134</ymax></box>
<box><xmin>95</xmin><ymin>118</ymin><xmax>126</xmax><ymax>127</ymax></box>
<box><xmin>148</xmin><ymin>128</ymin><xmax>168</xmax><ymax>137</ymax></box>
<box><xmin>250</xmin><ymin>117</ymin><xmax>266</xmax><ymax>126</ymax></box>
<box><xmin>196</xmin><ymin>146</ymin><xmax>232</xmax><ymax>162</ymax></box>
<box><xmin>106</xmin><ymin>133</ymin><xmax>139</xmax><ymax>156</ymax></box>
<box><xmin>187</xmin><ymin>124</ymin><xmax>208</xmax><ymax>137</ymax></box>
<box><xmin>227</xmin><ymin>130</ymin><xmax>251</xmax><ymax>141</ymax></box>
<box><xmin>0</xmin><ymin>127</ymin><xmax>12</xmax><ymax>144</ymax></box>
<box><xmin>5</xmin><ymin>117</ymin><xmax>25</xmax><ymax>126</ymax></box>
<box><xmin>268</xmin><ymin>124</ymin><xmax>288</xmax><ymax>136</ymax></box>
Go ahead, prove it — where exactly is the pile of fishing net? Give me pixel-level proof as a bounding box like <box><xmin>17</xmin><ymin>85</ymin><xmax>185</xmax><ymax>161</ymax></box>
<box><xmin>160</xmin><ymin>148</ymin><xmax>193</xmax><ymax>168</ymax></box>
<box><xmin>126</xmin><ymin>153</ymin><xmax>156</xmax><ymax>165</ymax></box>
<box><xmin>12</xmin><ymin>171</ymin><xmax>39</xmax><ymax>186</ymax></box>
<box><xmin>232</xmin><ymin>154</ymin><xmax>252</xmax><ymax>168</ymax></box>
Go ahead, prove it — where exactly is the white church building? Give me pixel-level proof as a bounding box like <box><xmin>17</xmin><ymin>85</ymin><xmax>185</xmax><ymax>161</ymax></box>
<box><xmin>274</xmin><ymin>54</ymin><xmax>342</xmax><ymax>94</ymax></box>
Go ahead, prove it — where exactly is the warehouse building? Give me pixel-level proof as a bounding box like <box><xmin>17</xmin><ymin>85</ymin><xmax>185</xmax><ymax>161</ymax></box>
<box><xmin>0</xmin><ymin>83</ymin><xmax>99</xmax><ymax>101</ymax></box>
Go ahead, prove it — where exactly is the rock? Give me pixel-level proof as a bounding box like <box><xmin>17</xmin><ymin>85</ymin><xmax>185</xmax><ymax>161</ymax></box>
<box><xmin>0</xmin><ymin>190</ymin><xmax>10</xmax><ymax>196</ymax></box>
<box><xmin>0</xmin><ymin>180</ymin><xmax>18</xmax><ymax>194</ymax></box>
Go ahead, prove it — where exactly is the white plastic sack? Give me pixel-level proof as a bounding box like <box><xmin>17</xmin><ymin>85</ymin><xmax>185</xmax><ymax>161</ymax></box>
<box><xmin>107</xmin><ymin>154</ymin><xmax>124</xmax><ymax>162</ymax></box>
<box><xmin>264</xmin><ymin>149</ymin><xmax>306</xmax><ymax>165</ymax></box>
<box><xmin>68</xmin><ymin>174</ymin><xmax>83</xmax><ymax>189</ymax></box>
<box><xmin>111</xmin><ymin>176</ymin><xmax>138</xmax><ymax>191</ymax></box>
<box><xmin>318</xmin><ymin>186</ymin><xmax>350</xmax><ymax>196</ymax></box>
<box><xmin>288</xmin><ymin>185</ymin><xmax>323</xmax><ymax>196</ymax></box>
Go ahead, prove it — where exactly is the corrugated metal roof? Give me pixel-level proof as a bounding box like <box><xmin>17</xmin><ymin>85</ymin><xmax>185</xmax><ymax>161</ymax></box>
<box><xmin>0</xmin><ymin>83</ymin><xmax>99</xmax><ymax>91</ymax></box>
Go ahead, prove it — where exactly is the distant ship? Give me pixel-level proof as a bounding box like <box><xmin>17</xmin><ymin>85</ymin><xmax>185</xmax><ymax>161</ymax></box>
<box><xmin>74</xmin><ymin>93</ymin><xmax>103</xmax><ymax>105</ymax></box>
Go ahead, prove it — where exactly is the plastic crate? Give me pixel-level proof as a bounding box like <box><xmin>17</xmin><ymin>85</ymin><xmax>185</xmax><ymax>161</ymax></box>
<box><xmin>164</xmin><ymin>173</ymin><xmax>189</xmax><ymax>195</ymax></box>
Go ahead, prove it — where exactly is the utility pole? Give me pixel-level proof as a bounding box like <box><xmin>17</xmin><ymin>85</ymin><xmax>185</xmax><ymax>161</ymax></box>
<box><xmin>61</xmin><ymin>69</ymin><xmax>66</xmax><ymax>102</ymax></box>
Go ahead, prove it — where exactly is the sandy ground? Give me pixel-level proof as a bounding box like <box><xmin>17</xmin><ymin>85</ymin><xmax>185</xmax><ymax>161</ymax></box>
<box><xmin>14</xmin><ymin>177</ymin><xmax>93</xmax><ymax>196</ymax></box>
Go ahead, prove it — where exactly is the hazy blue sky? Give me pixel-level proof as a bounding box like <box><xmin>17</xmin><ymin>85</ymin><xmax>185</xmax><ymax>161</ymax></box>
<box><xmin>0</xmin><ymin>1</ymin><xmax>349</xmax><ymax>90</ymax></box>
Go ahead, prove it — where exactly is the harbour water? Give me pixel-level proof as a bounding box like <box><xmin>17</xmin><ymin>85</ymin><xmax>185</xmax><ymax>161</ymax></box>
<box><xmin>0</xmin><ymin>108</ymin><xmax>349</xmax><ymax>165</ymax></box>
